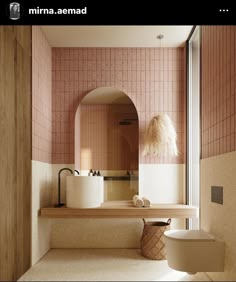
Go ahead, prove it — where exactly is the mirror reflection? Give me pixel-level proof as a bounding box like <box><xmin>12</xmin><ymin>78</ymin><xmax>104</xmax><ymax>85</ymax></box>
<box><xmin>75</xmin><ymin>87</ymin><xmax>139</xmax><ymax>201</ymax></box>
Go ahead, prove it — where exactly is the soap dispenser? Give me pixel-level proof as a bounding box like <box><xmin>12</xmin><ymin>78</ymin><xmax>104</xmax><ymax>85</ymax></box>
<box><xmin>97</xmin><ymin>170</ymin><xmax>101</xmax><ymax>176</ymax></box>
<box><xmin>92</xmin><ymin>170</ymin><xmax>97</xmax><ymax>176</ymax></box>
<box><xmin>88</xmin><ymin>169</ymin><xmax>93</xmax><ymax>176</ymax></box>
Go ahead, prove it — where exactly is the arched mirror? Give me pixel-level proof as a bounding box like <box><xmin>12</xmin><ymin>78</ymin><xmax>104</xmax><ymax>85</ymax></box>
<box><xmin>75</xmin><ymin>87</ymin><xmax>139</xmax><ymax>201</ymax></box>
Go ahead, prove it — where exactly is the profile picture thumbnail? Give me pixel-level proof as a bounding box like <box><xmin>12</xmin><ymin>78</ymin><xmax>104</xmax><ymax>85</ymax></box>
<box><xmin>9</xmin><ymin>2</ymin><xmax>21</xmax><ymax>20</ymax></box>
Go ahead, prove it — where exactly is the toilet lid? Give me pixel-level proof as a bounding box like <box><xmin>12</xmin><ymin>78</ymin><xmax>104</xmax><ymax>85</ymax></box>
<box><xmin>164</xmin><ymin>230</ymin><xmax>215</xmax><ymax>241</ymax></box>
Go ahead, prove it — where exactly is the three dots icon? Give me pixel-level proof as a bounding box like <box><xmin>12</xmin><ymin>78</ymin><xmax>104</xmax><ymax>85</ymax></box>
<box><xmin>219</xmin><ymin>9</ymin><xmax>229</xmax><ymax>12</ymax></box>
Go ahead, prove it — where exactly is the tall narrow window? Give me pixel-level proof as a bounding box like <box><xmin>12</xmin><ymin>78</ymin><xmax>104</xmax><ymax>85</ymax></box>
<box><xmin>187</xmin><ymin>26</ymin><xmax>200</xmax><ymax>229</ymax></box>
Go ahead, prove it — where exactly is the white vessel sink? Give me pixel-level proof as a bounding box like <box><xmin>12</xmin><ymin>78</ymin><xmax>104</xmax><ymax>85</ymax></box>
<box><xmin>66</xmin><ymin>176</ymin><xmax>104</xmax><ymax>208</ymax></box>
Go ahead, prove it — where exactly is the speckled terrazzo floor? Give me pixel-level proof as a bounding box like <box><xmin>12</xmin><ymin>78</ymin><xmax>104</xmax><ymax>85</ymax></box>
<box><xmin>18</xmin><ymin>249</ymin><xmax>212</xmax><ymax>281</ymax></box>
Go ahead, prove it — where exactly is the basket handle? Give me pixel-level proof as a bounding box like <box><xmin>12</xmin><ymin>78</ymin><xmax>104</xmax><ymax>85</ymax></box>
<box><xmin>167</xmin><ymin>218</ymin><xmax>171</xmax><ymax>225</ymax></box>
<box><xmin>142</xmin><ymin>218</ymin><xmax>146</xmax><ymax>225</ymax></box>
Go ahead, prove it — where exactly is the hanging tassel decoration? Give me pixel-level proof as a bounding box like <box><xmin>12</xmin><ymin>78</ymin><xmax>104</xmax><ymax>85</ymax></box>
<box><xmin>143</xmin><ymin>113</ymin><xmax>178</xmax><ymax>156</ymax></box>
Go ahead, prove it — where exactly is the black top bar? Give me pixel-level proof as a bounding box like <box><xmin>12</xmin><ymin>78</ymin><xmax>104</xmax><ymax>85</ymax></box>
<box><xmin>0</xmin><ymin>1</ymin><xmax>236</xmax><ymax>25</ymax></box>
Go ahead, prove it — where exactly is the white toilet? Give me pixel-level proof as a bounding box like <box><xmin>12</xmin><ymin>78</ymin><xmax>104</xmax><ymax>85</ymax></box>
<box><xmin>164</xmin><ymin>229</ymin><xmax>224</xmax><ymax>274</ymax></box>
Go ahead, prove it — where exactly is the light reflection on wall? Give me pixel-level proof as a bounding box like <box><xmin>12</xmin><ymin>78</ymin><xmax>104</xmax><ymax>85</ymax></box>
<box><xmin>81</xmin><ymin>148</ymin><xmax>92</xmax><ymax>169</ymax></box>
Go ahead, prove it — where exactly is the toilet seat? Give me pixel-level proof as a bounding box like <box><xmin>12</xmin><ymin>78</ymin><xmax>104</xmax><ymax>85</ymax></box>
<box><xmin>164</xmin><ymin>229</ymin><xmax>215</xmax><ymax>241</ymax></box>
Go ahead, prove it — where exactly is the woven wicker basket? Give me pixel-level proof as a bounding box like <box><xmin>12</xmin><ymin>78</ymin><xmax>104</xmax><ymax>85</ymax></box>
<box><xmin>140</xmin><ymin>218</ymin><xmax>171</xmax><ymax>260</ymax></box>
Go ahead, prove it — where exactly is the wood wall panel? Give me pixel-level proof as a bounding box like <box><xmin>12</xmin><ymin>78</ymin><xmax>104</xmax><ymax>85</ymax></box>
<box><xmin>0</xmin><ymin>26</ymin><xmax>31</xmax><ymax>281</ymax></box>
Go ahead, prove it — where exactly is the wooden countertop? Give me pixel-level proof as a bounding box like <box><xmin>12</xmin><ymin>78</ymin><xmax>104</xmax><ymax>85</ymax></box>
<box><xmin>40</xmin><ymin>201</ymin><xmax>198</xmax><ymax>219</ymax></box>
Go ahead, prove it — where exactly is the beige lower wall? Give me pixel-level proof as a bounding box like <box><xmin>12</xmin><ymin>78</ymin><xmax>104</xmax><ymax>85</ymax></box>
<box><xmin>31</xmin><ymin>161</ymin><xmax>52</xmax><ymax>265</ymax></box>
<box><xmin>32</xmin><ymin>162</ymin><xmax>76</xmax><ymax>265</ymax></box>
<box><xmin>32</xmin><ymin>162</ymin><xmax>185</xmax><ymax>256</ymax></box>
<box><xmin>50</xmin><ymin>164</ymin><xmax>185</xmax><ymax>248</ymax></box>
<box><xmin>139</xmin><ymin>164</ymin><xmax>185</xmax><ymax>204</ymax></box>
<box><xmin>50</xmin><ymin>218</ymin><xmax>184</xmax><ymax>249</ymax></box>
<box><xmin>201</xmin><ymin>151</ymin><xmax>236</xmax><ymax>281</ymax></box>
<box><xmin>51</xmin><ymin>219</ymin><xmax>143</xmax><ymax>248</ymax></box>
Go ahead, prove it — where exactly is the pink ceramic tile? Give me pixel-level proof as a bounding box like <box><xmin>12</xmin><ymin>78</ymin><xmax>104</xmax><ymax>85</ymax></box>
<box><xmin>49</xmin><ymin>46</ymin><xmax>186</xmax><ymax>164</ymax></box>
<box><xmin>32</xmin><ymin>27</ymin><xmax>52</xmax><ymax>163</ymax></box>
<box><xmin>201</xmin><ymin>26</ymin><xmax>236</xmax><ymax>158</ymax></box>
<box><xmin>226</xmin><ymin>135</ymin><xmax>231</xmax><ymax>152</ymax></box>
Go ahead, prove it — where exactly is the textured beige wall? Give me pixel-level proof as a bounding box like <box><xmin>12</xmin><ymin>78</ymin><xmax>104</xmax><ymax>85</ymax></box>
<box><xmin>50</xmin><ymin>163</ymin><xmax>185</xmax><ymax>248</ymax></box>
<box><xmin>51</xmin><ymin>219</ymin><xmax>143</xmax><ymax>248</ymax></box>
<box><xmin>32</xmin><ymin>163</ymin><xmax>185</xmax><ymax>257</ymax></box>
<box><xmin>139</xmin><ymin>164</ymin><xmax>185</xmax><ymax>204</ymax></box>
<box><xmin>31</xmin><ymin>161</ymin><xmax>52</xmax><ymax>265</ymax></box>
<box><xmin>201</xmin><ymin>151</ymin><xmax>236</xmax><ymax>281</ymax></box>
<box><xmin>51</xmin><ymin>218</ymin><xmax>184</xmax><ymax>249</ymax></box>
<box><xmin>32</xmin><ymin>162</ymin><xmax>185</xmax><ymax>253</ymax></box>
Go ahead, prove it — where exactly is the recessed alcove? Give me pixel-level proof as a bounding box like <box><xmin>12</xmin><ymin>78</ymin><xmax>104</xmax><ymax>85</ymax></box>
<box><xmin>74</xmin><ymin>87</ymin><xmax>139</xmax><ymax>201</ymax></box>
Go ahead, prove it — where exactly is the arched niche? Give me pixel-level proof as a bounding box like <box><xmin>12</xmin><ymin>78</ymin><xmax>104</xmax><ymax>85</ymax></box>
<box><xmin>75</xmin><ymin>87</ymin><xmax>139</xmax><ymax>201</ymax></box>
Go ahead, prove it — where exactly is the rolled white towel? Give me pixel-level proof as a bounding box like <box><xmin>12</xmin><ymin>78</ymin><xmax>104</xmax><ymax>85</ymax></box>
<box><xmin>142</xmin><ymin>197</ymin><xmax>151</xmax><ymax>207</ymax></box>
<box><xmin>133</xmin><ymin>195</ymin><xmax>144</xmax><ymax>208</ymax></box>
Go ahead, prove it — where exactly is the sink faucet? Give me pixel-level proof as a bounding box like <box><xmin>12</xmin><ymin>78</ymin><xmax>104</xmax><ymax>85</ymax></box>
<box><xmin>55</xmin><ymin>167</ymin><xmax>73</xmax><ymax>207</ymax></box>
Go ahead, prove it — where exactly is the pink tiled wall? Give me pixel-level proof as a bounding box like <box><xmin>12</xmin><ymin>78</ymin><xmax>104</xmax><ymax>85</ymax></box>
<box><xmin>52</xmin><ymin>47</ymin><xmax>185</xmax><ymax>164</ymax></box>
<box><xmin>201</xmin><ymin>26</ymin><xmax>236</xmax><ymax>159</ymax></box>
<box><xmin>32</xmin><ymin>26</ymin><xmax>52</xmax><ymax>163</ymax></box>
<box><xmin>79</xmin><ymin>104</ymin><xmax>138</xmax><ymax>170</ymax></box>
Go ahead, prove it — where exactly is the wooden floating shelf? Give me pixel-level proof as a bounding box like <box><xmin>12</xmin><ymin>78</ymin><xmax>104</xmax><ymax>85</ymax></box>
<box><xmin>40</xmin><ymin>201</ymin><xmax>198</xmax><ymax>219</ymax></box>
